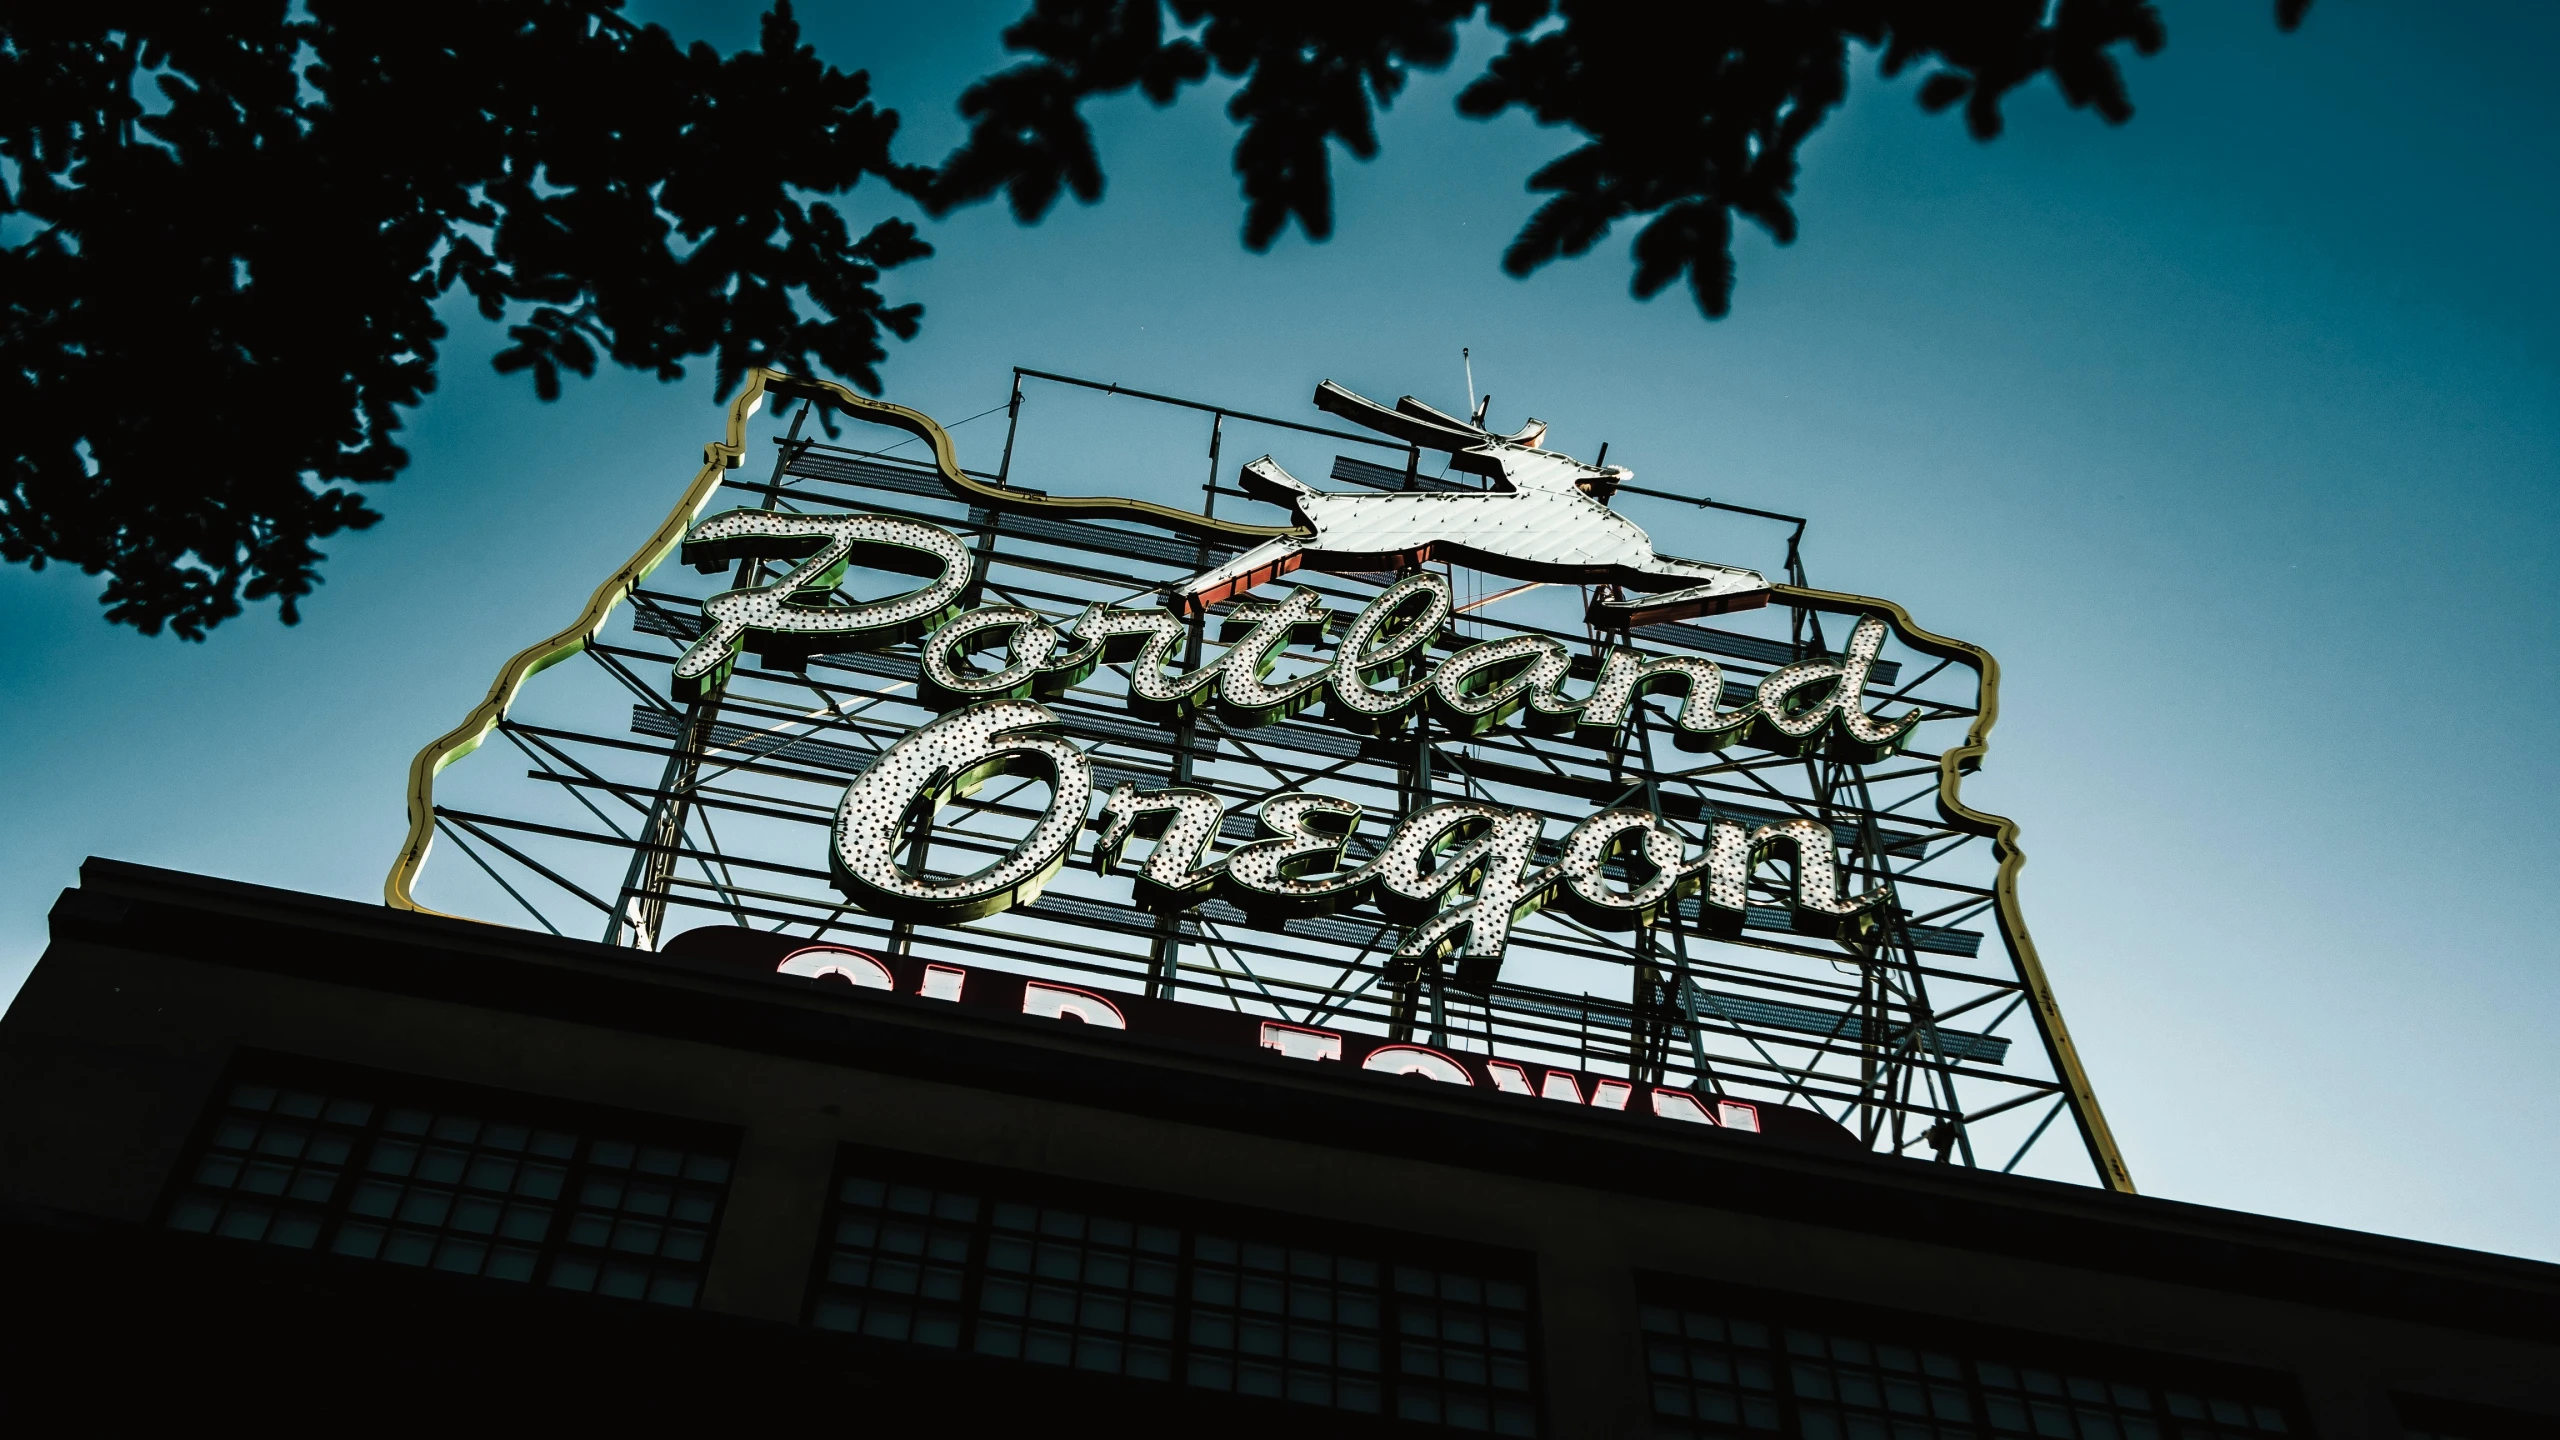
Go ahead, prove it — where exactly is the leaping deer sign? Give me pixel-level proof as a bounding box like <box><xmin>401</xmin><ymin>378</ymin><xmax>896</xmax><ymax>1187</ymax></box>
<box><xmin>1170</xmin><ymin>381</ymin><xmax>1771</xmax><ymax>627</ymax></box>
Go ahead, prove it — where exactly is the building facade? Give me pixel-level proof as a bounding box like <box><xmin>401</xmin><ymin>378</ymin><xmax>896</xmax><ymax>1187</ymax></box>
<box><xmin>1</xmin><ymin>859</ymin><xmax>2552</xmax><ymax>1433</ymax></box>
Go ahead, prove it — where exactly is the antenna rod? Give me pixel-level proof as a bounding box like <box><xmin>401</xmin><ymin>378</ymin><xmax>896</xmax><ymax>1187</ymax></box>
<box><xmin>1463</xmin><ymin>347</ymin><xmax>1476</xmax><ymax>415</ymax></box>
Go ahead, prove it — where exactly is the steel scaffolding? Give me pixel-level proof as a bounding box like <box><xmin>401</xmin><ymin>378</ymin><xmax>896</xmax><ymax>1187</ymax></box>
<box><xmin>403</xmin><ymin>367</ymin><xmax>2129</xmax><ymax>1190</ymax></box>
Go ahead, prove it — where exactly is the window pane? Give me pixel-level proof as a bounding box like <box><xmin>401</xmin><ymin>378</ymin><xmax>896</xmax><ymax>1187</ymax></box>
<box><xmin>164</xmin><ymin>1065</ymin><xmax>729</xmax><ymax>1310</ymax></box>
<box><xmin>803</xmin><ymin>1149</ymin><xmax>1540</xmax><ymax>1431</ymax></box>
<box><xmin>1640</xmin><ymin>1284</ymin><xmax>2297</xmax><ymax>1440</ymax></box>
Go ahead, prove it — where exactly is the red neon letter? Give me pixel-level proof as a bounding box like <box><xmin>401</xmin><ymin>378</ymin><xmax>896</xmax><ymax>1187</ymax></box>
<box><xmin>1259</xmin><ymin>1022</ymin><xmax>1344</xmax><ymax>1062</ymax></box>
<box><xmin>1651</xmin><ymin>1088</ymin><xmax>1713</xmax><ymax>1124</ymax></box>
<box><xmin>1023</xmin><ymin>981</ymin><xmax>1128</xmax><ymax>1029</ymax></box>
<box><xmin>777</xmin><ymin>946</ymin><xmax>895</xmax><ymax>990</ymax></box>
<box><xmin>1360</xmin><ymin>1045</ymin><xmax>1474</xmax><ymax>1086</ymax></box>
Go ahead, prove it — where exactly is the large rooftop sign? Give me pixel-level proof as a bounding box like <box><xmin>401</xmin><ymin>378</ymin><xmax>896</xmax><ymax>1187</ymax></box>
<box><xmin>386</xmin><ymin>367</ymin><xmax>2131</xmax><ymax>1192</ymax></box>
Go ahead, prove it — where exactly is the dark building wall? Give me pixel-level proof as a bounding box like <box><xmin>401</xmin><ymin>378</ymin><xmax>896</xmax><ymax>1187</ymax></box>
<box><xmin>2</xmin><ymin>861</ymin><xmax>2554</xmax><ymax>1436</ymax></box>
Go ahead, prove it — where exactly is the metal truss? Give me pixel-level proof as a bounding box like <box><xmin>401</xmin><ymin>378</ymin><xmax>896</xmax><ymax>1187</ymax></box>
<box><xmin>407</xmin><ymin>367</ymin><xmax>2126</xmax><ymax>1189</ymax></box>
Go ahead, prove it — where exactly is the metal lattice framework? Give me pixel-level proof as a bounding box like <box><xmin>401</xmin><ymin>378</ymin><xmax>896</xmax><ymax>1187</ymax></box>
<box><xmin>391</xmin><ymin>367</ymin><xmax>2132</xmax><ymax>1191</ymax></box>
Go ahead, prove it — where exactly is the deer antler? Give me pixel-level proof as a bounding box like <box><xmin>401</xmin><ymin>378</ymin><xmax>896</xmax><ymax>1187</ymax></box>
<box><xmin>1315</xmin><ymin>380</ymin><xmax>1556</xmax><ymax>477</ymax></box>
<box><xmin>1315</xmin><ymin>380</ymin><xmax>1482</xmax><ymax>453</ymax></box>
<box><xmin>1393</xmin><ymin>395</ymin><xmax>1548</xmax><ymax>451</ymax></box>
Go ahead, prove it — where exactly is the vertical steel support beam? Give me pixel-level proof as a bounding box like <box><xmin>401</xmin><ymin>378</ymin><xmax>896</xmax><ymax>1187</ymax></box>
<box><xmin>608</xmin><ymin>400</ymin><xmax>812</xmax><ymax>948</ymax></box>
<box><xmin>1389</xmin><ymin>578</ymin><xmax>1431</xmax><ymax>1042</ymax></box>
<box><xmin>1150</xmin><ymin>414</ymin><xmax>1222</xmax><ymax>999</ymax></box>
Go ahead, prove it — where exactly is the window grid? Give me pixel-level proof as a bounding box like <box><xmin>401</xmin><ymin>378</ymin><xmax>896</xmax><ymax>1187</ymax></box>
<box><xmin>1392</xmin><ymin>1264</ymin><xmax>1537</xmax><ymax>1432</ymax></box>
<box><xmin>165</xmin><ymin>1082</ymin><xmax>371</xmax><ymax>1251</ymax></box>
<box><xmin>1184</xmin><ymin>1235</ymin><xmax>1382</xmax><ymax>1414</ymax></box>
<box><xmin>808</xmin><ymin>1153</ymin><xmax>1541</xmax><ymax>1433</ymax></box>
<box><xmin>1640</xmin><ymin>1295</ymin><xmax>2302</xmax><ymax>1440</ymax></box>
<box><xmin>982</xmin><ymin>1200</ymin><xmax>1180</xmax><ymax>1380</ymax></box>
<box><xmin>164</xmin><ymin>1072</ymin><xmax>734</xmax><ymax>1308</ymax></box>
<box><xmin>812</xmin><ymin>1178</ymin><xmax>983</xmax><ymax>1346</ymax></box>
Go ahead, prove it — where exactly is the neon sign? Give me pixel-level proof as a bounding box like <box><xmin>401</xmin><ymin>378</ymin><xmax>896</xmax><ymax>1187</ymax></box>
<box><xmin>760</xmin><ymin>943</ymin><xmax>1770</xmax><ymax>1138</ymax></box>
<box><xmin>668</xmin><ymin>507</ymin><xmax>1915</xmax><ymax>994</ymax></box>
<box><xmin>384</xmin><ymin>366</ymin><xmax>2140</xmax><ymax>1193</ymax></box>
<box><xmin>671</xmin><ymin>510</ymin><xmax>973</xmax><ymax>702</ymax></box>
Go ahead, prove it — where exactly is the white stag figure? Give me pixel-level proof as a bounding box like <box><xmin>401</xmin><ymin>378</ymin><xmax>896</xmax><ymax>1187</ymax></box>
<box><xmin>1168</xmin><ymin>380</ymin><xmax>1772</xmax><ymax>626</ymax></box>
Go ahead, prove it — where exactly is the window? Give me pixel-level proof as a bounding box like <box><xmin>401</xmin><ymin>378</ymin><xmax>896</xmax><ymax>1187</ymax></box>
<box><xmin>983</xmin><ymin>1201</ymin><xmax>1178</xmax><ymax>1382</ymax></box>
<box><xmin>1640</xmin><ymin>1280</ymin><xmax>2304</xmax><ymax>1440</ymax></box>
<box><xmin>1386</xmin><ymin>1261</ymin><xmax>1537</xmax><ymax>1432</ymax></box>
<box><xmin>809</xmin><ymin>1148</ymin><xmax>1541</xmax><ymax>1433</ymax></box>
<box><xmin>162</xmin><ymin>1059</ymin><xmax>735</xmax><ymax>1307</ymax></box>
<box><xmin>813</xmin><ymin>1176</ymin><xmax>986</xmax><ymax>1348</ymax></box>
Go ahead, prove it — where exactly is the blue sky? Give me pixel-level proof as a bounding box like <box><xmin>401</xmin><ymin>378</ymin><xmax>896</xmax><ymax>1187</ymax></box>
<box><xmin>5</xmin><ymin>3</ymin><xmax>2555</xmax><ymax>1258</ymax></box>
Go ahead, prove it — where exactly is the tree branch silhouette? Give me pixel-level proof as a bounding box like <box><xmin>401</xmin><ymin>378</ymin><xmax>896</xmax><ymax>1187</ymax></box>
<box><xmin>4</xmin><ymin>0</ymin><xmax>2316</xmax><ymax>639</ymax></box>
<box><xmin>927</xmin><ymin>2</ymin><xmax>2310</xmax><ymax>317</ymax></box>
<box><xmin>2</xmin><ymin>2</ymin><xmax>929</xmax><ymax>638</ymax></box>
